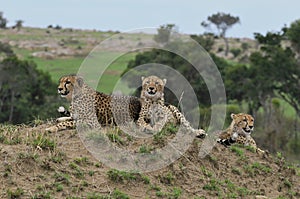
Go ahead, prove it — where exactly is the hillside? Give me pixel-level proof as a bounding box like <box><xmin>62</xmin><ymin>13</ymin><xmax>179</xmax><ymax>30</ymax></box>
<box><xmin>0</xmin><ymin>123</ymin><xmax>299</xmax><ymax>198</ymax></box>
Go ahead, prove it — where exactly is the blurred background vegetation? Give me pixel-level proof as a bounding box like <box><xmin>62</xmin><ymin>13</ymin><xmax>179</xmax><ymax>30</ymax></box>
<box><xmin>0</xmin><ymin>12</ymin><xmax>299</xmax><ymax>163</ymax></box>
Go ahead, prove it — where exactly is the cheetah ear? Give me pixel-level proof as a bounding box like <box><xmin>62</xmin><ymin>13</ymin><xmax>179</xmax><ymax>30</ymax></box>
<box><xmin>141</xmin><ymin>76</ymin><xmax>145</xmax><ymax>81</ymax></box>
<box><xmin>76</xmin><ymin>77</ymin><xmax>84</xmax><ymax>88</ymax></box>
<box><xmin>231</xmin><ymin>113</ymin><xmax>236</xmax><ymax>119</ymax></box>
<box><xmin>163</xmin><ymin>78</ymin><xmax>167</xmax><ymax>85</ymax></box>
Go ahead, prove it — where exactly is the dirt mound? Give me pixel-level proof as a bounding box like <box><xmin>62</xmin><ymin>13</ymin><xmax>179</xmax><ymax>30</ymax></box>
<box><xmin>0</xmin><ymin>123</ymin><xmax>299</xmax><ymax>198</ymax></box>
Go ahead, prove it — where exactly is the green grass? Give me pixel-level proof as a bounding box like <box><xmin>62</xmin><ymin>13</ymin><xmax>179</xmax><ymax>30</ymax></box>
<box><xmin>0</xmin><ymin>124</ymin><xmax>22</xmax><ymax>145</ymax></box>
<box><xmin>139</xmin><ymin>144</ymin><xmax>153</xmax><ymax>153</ymax></box>
<box><xmin>231</xmin><ymin>167</ymin><xmax>242</xmax><ymax>175</ymax></box>
<box><xmin>107</xmin><ymin>169</ymin><xmax>150</xmax><ymax>185</ymax></box>
<box><xmin>153</xmin><ymin>186</ymin><xmax>182</xmax><ymax>199</ymax></box>
<box><xmin>17</xmin><ymin>152</ymin><xmax>39</xmax><ymax>162</ymax></box>
<box><xmin>107</xmin><ymin>169</ymin><xmax>138</xmax><ymax>183</ymax></box>
<box><xmin>203</xmin><ymin>178</ymin><xmax>220</xmax><ymax>191</ymax></box>
<box><xmin>54</xmin><ymin>172</ymin><xmax>70</xmax><ymax>185</ymax></box>
<box><xmin>69</xmin><ymin>162</ymin><xmax>85</xmax><ymax>179</ymax></box>
<box><xmin>110</xmin><ymin>189</ymin><xmax>130</xmax><ymax>199</ymax></box>
<box><xmin>3</xmin><ymin>164</ymin><xmax>12</xmax><ymax>178</ymax></box>
<box><xmin>7</xmin><ymin>188</ymin><xmax>24</xmax><ymax>199</ymax></box>
<box><xmin>159</xmin><ymin>172</ymin><xmax>175</xmax><ymax>185</ymax></box>
<box><xmin>107</xmin><ymin>132</ymin><xmax>124</xmax><ymax>145</ymax></box>
<box><xmin>153</xmin><ymin>124</ymin><xmax>178</xmax><ymax>145</ymax></box>
<box><xmin>50</xmin><ymin>151</ymin><xmax>66</xmax><ymax>163</ymax></box>
<box><xmin>32</xmin><ymin>134</ymin><xmax>56</xmax><ymax>150</ymax></box>
<box><xmin>170</xmin><ymin>187</ymin><xmax>182</xmax><ymax>199</ymax></box>
<box><xmin>55</xmin><ymin>183</ymin><xmax>64</xmax><ymax>192</ymax></box>
<box><xmin>245</xmin><ymin>145</ymin><xmax>256</xmax><ymax>153</ymax></box>
<box><xmin>32</xmin><ymin>51</ymin><xmax>136</xmax><ymax>94</ymax></box>
<box><xmin>32</xmin><ymin>191</ymin><xmax>52</xmax><ymax>199</ymax></box>
<box><xmin>243</xmin><ymin>162</ymin><xmax>271</xmax><ymax>177</ymax></box>
<box><xmin>73</xmin><ymin>157</ymin><xmax>90</xmax><ymax>166</ymax></box>
<box><xmin>86</xmin><ymin>189</ymin><xmax>130</xmax><ymax>199</ymax></box>
<box><xmin>230</xmin><ymin>145</ymin><xmax>244</xmax><ymax>157</ymax></box>
<box><xmin>200</xmin><ymin>166</ymin><xmax>213</xmax><ymax>177</ymax></box>
<box><xmin>283</xmin><ymin>179</ymin><xmax>293</xmax><ymax>189</ymax></box>
<box><xmin>34</xmin><ymin>56</ymin><xmax>85</xmax><ymax>81</ymax></box>
<box><xmin>251</xmin><ymin>162</ymin><xmax>271</xmax><ymax>173</ymax></box>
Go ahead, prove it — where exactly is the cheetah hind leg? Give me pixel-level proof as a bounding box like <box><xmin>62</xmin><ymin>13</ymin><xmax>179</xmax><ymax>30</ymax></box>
<box><xmin>45</xmin><ymin>126</ymin><xmax>58</xmax><ymax>133</ymax></box>
<box><xmin>167</xmin><ymin>105</ymin><xmax>206</xmax><ymax>138</ymax></box>
<box><xmin>143</xmin><ymin>123</ymin><xmax>164</xmax><ymax>134</ymax></box>
<box><xmin>56</xmin><ymin>116</ymin><xmax>73</xmax><ymax>123</ymax></box>
<box><xmin>45</xmin><ymin>120</ymin><xmax>75</xmax><ymax>133</ymax></box>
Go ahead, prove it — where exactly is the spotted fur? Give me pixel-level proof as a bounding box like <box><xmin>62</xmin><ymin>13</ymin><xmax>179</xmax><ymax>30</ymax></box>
<box><xmin>46</xmin><ymin>74</ymin><xmax>141</xmax><ymax>132</ymax></box>
<box><xmin>136</xmin><ymin>75</ymin><xmax>206</xmax><ymax>138</ymax></box>
<box><xmin>217</xmin><ymin>113</ymin><xmax>265</xmax><ymax>154</ymax></box>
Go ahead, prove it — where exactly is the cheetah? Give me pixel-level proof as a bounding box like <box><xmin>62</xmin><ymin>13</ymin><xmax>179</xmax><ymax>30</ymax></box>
<box><xmin>45</xmin><ymin>74</ymin><xmax>141</xmax><ymax>132</ymax></box>
<box><xmin>136</xmin><ymin>75</ymin><xmax>206</xmax><ymax>138</ymax></box>
<box><xmin>217</xmin><ymin>113</ymin><xmax>266</xmax><ymax>155</ymax></box>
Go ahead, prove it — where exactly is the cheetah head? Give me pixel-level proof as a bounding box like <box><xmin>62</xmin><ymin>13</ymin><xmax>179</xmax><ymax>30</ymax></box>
<box><xmin>231</xmin><ymin>113</ymin><xmax>254</xmax><ymax>136</ymax></box>
<box><xmin>57</xmin><ymin>74</ymin><xmax>84</xmax><ymax>101</ymax></box>
<box><xmin>141</xmin><ymin>75</ymin><xmax>167</xmax><ymax>101</ymax></box>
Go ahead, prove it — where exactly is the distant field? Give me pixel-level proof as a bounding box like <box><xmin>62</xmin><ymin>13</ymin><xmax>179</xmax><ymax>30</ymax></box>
<box><xmin>11</xmin><ymin>48</ymin><xmax>133</xmax><ymax>93</ymax></box>
<box><xmin>31</xmin><ymin>52</ymin><xmax>137</xmax><ymax>94</ymax></box>
<box><xmin>1</xmin><ymin>28</ymin><xmax>152</xmax><ymax>93</ymax></box>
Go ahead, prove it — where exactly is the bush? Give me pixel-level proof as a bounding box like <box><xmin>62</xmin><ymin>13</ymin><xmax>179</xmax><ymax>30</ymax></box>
<box><xmin>0</xmin><ymin>54</ymin><xmax>61</xmax><ymax>124</ymax></box>
<box><xmin>230</xmin><ymin>48</ymin><xmax>242</xmax><ymax>57</ymax></box>
<box><xmin>241</xmin><ymin>42</ymin><xmax>249</xmax><ymax>51</ymax></box>
<box><xmin>190</xmin><ymin>34</ymin><xmax>215</xmax><ymax>52</ymax></box>
<box><xmin>287</xmin><ymin>137</ymin><xmax>300</xmax><ymax>154</ymax></box>
<box><xmin>0</xmin><ymin>12</ymin><xmax>7</xmax><ymax>29</ymax></box>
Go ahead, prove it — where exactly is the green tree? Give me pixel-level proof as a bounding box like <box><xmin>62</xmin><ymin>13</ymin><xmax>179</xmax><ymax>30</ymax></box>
<box><xmin>224</xmin><ymin>64</ymin><xmax>245</xmax><ymax>102</ymax></box>
<box><xmin>190</xmin><ymin>33</ymin><xmax>215</xmax><ymax>52</ymax></box>
<box><xmin>286</xmin><ymin>19</ymin><xmax>300</xmax><ymax>54</ymax></box>
<box><xmin>0</xmin><ymin>55</ymin><xmax>60</xmax><ymax>124</ymax></box>
<box><xmin>252</xmin><ymin>31</ymin><xmax>300</xmax><ymax>117</ymax></box>
<box><xmin>14</xmin><ymin>20</ymin><xmax>24</xmax><ymax>31</ymax></box>
<box><xmin>0</xmin><ymin>12</ymin><xmax>7</xmax><ymax>28</ymax></box>
<box><xmin>154</xmin><ymin>24</ymin><xmax>175</xmax><ymax>45</ymax></box>
<box><xmin>201</xmin><ymin>12</ymin><xmax>240</xmax><ymax>56</ymax></box>
<box><xmin>225</xmin><ymin>31</ymin><xmax>300</xmax><ymax>118</ymax></box>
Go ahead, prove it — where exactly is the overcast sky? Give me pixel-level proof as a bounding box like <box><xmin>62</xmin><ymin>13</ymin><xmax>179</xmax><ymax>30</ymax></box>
<box><xmin>1</xmin><ymin>0</ymin><xmax>300</xmax><ymax>38</ymax></box>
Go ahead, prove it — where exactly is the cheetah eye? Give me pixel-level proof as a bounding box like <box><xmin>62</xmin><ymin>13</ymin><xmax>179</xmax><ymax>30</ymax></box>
<box><xmin>66</xmin><ymin>80</ymin><xmax>71</xmax><ymax>84</ymax></box>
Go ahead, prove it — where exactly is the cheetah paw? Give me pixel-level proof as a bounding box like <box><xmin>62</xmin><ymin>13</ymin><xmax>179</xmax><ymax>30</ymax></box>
<box><xmin>57</xmin><ymin>106</ymin><xmax>66</xmax><ymax>113</ymax></box>
<box><xmin>196</xmin><ymin>129</ymin><xmax>207</xmax><ymax>139</ymax></box>
<box><xmin>45</xmin><ymin>126</ymin><xmax>58</xmax><ymax>133</ymax></box>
